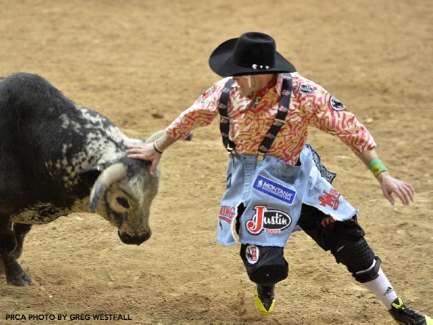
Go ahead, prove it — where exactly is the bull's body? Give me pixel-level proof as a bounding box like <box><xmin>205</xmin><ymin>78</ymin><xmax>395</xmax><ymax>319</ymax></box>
<box><xmin>0</xmin><ymin>73</ymin><xmax>157</xmax><ymax>285</ymax></box>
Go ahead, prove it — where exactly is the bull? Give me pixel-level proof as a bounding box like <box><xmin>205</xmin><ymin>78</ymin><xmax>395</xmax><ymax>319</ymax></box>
<box><xmin>0</xmin><ymin>73</ymin><xmax>160</xmax><ymax>286</ymax></box>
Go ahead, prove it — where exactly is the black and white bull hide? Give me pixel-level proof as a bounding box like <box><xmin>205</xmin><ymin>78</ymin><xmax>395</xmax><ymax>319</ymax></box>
<box><xmin>0</xmin><ymin>73</ymin><xmax>160</xmax><ymax>286</ymax></box>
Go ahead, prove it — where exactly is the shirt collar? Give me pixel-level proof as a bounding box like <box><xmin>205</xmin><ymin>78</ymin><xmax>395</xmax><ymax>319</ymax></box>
<box><xmin>232</xmin><ymin>74</ymin><xmax>283</xmax><ymax>98</ymax></box>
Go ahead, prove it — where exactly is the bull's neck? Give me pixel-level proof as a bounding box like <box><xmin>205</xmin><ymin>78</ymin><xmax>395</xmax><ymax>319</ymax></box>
<box><xmin>75</xmin><ymin>105</ymin><xmax>143</xmax><ymax>169</ymax></box>
<box><xmin>48</xmin><ymin>105</ymin><xmax>144</xmax><ymax>186</ymax></box>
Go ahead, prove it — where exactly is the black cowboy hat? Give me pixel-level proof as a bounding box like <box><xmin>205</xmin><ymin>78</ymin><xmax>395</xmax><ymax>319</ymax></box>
<box><xmin>209</xmin><ymin>32</ymin><xmax>296</xmax><ymax>77</ymax></box>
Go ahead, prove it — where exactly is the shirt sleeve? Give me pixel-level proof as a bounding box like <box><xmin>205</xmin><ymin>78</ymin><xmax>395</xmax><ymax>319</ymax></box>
<box><xmin>305</xmin><ymin>83</ymin><xmax>377</xmax><ymax>153</ymax></box>
<box><xmin>166</xmin><ymin>82</ymin><xmax>223</xmax><ymax>140</ymax></box>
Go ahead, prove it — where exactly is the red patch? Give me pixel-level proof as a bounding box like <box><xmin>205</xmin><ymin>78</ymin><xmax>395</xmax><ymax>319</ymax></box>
<box><xmin>218</xmin><ymin>206</ymin><xmax>235</xmax><ymax>223</ymax></box>
<box><xmin>319</xmin><ymin>189</ymin><xmax>341</xmax><ymax>210</ymax></box>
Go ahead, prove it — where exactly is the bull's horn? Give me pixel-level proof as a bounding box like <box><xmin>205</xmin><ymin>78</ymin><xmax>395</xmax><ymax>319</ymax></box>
<box><xmin>89</xmin><ymin>162</ymin><xmax>127</xmax><ymax>212</ymax></box>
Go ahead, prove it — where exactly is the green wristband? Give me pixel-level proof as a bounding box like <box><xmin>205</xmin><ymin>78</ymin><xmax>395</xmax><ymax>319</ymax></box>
<box><xmin>368</xmin><ymin>159</ymin><xmax>388</xmax><ymax>177</ymax></box>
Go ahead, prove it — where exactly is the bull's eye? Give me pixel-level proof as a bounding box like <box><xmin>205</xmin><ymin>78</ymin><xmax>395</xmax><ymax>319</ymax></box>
<box><xmin>116</xmin><ymin>197</ymin><xmax>130</xmax><ymax>209</ymax></box>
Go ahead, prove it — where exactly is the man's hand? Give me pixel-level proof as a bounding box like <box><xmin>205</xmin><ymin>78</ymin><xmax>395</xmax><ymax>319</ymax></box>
<box><xmin>127</xmin><ymin>143</ymin><xmax>161</xmax><ymax>175</ymax></box>
<box><xmin>377</xmin><ymin>172</ymin><xmax>415</xmax><ymax>206</ymax></box>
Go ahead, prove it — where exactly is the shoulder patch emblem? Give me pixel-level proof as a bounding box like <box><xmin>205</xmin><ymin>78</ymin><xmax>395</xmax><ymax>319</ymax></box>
<box><xmin>329</xmin><ymin>96</ymin><xmax>345</xmax><ymax>111</ymax></box>
<box><xmin>299</xmin><ymin>83</ymin><xmax>316</xmax><ymax>94</ymax></box>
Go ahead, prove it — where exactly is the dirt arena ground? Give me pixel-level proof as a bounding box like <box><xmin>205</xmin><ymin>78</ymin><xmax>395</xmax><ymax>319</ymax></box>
<box><xmin>0</xmin><ymin>0</ymin><xmax>432</xmax><ymax>324</ymax></box>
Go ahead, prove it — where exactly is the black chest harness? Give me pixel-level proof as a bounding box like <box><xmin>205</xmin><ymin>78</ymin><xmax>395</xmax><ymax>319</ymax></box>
<box><xmin>217</xmin><ymin>77</ymin><xmax>293</xmax><ymax>158</ymax></box>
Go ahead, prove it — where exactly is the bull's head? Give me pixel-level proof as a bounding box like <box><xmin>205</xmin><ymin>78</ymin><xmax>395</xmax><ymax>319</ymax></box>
<box><xmin>88</xmin><ymin>135</ymin><xmax>162</xmax><ymax>245</ymax></box>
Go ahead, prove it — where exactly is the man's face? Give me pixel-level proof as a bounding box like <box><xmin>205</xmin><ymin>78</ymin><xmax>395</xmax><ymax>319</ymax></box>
<box><xmin>233</xmin><ymin>74</ymin><xmax>274</xmax><ymax>97</ymax></box>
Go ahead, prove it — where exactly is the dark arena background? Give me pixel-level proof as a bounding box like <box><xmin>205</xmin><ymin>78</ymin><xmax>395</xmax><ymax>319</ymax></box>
<box><xmin>1</xmin><ymin>0</ymin><xmax>432</xmax><ymax>324</ymax></box>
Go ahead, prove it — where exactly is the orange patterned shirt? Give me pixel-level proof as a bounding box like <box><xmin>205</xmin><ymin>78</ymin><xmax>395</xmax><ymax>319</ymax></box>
<box><xmin>166</xmin><ymin>73</ymin><xmax>376</xmax><ymax>165</ymax></box>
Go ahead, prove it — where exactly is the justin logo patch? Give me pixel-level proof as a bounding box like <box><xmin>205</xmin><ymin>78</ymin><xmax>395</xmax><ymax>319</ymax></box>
<box><xmin>329</xmin><ymin>96</ymin><xmax>345</xmax><ymax>111</ymax></box>
<box><xmin>246</xmin><ymin>206</ymin><xmax>292</xmax><ymax>235</ymax></box>
<box><xmin>253</xmin><ymin>175</ymin><xmax>296</xmax><ymax>205</ymax></box>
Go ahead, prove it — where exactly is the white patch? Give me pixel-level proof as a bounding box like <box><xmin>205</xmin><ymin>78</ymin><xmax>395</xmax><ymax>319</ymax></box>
<box><xmin>50</xmin><ymin>105</ymin><xmax>149</xmax><ymax>189</ymax></box>
<box><xmin>78</xmin><ymin>106</ymin><xmax>127</xmax><ymax>143</ymax></box>
<box><xmin>75</xmin><ymin>105</ymin><xmax>133</xmax><ymax>166</ymax></box>
<box><xmin>70</xmin><ymin>120</ymin><xmax>83</xmax><ymax>132</ymax></box>
<box><xmin>59</xmin><ymin>114</ymin><xmax>70</xmax><ymax>129</ymax></box>
<box><xmin>245</xmin><ymin>245</ymin><xmax>260</xmax><ymax>265</ymax></box>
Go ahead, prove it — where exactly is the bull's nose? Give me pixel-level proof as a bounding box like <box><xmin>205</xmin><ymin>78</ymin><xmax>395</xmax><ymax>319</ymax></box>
<box><xmin>118</xmin><ymin>231</ymin><xmax>151</xmax><ymax>245</ymax></box>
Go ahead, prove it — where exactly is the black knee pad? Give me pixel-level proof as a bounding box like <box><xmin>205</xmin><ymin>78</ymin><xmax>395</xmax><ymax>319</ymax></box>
<box><xmin>240</xmin><ymin>244</ymin><xmax>288</xmax><ymax>285</ymax></box>
<box><xmin>332</xmin><ymin>237</ymin><xmax>381</xmax><ymax>283</ymax></box>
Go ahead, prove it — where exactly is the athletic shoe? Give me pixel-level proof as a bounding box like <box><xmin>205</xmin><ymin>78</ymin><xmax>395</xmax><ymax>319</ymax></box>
<box><xmin>255</xmin><ymin>284</ymin><xmax>275</xmax><ymax>316</ymax></box>
<box><xmin>389</xmin><ymin>297</ymin><xmax>433</xmax><ymax>324</ymax></box>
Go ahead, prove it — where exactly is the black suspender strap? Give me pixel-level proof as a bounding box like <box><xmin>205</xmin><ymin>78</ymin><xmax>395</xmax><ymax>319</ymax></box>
<box><xmin>257</xmin><ymin>77</ymin><xmax>293</xmax><ymax>157</ymax></box>
<box><xmin>217</xmin><ymin>76</ymin><xmax>293</xmax><ymax>156</ymax></box>
<box><xmin>218</xmin><ymin>78</ymin><xmax>236</xmax><ymax>152</ymax></box>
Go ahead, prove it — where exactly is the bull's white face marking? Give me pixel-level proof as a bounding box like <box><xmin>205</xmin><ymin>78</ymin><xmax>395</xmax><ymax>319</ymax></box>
<box><xmin>97</xmin><ymin>169</ymin><xmax>159</xmax><ymax>238</ymax></box>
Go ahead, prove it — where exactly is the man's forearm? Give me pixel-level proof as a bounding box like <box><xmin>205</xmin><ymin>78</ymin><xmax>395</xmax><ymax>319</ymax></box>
<box><xmin>357</xmin><ymin>148</ymin><xmax>389</xmax><ymax>179</ymax></box>
<box><xmin>357</xmin><ymin>148</ymin><xmax>378</xmax><ymax>166</ymax></box>
<box><xmin>153</xmin><ymin>130</ymin><xmax>177</xmax><ymax>152</ymax></box>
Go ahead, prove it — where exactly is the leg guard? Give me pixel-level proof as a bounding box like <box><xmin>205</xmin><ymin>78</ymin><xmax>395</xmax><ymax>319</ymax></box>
<box><xmin>332</xmin><ymin>237</ymin><xmax>381</xmax><ymax>283</ymax></box>
<box><xmin>299</xmin><ymin>205</ymin><xmax>381</xmax><ymax>284</ymax></box>
<box><xmin>240</xmin><ymin>244</ymin><xmax>288</xmax><ymax>285</ymax></box>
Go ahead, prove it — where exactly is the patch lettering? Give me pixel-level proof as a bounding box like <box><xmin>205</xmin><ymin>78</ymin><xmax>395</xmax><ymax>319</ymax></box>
<box><xmin>218</xmin><ymin>206</ymin><xmax>235</xmax><ymax>223</ymax></box>
<box><xmin>245</xmin><ymin>245</ymin><xmax>260</xmax><ymax>264</ymax></box>
<box><xmin>329</xmin><ymin>96</ymin><xmax>345</xmax><ymax>111</ymax></box>
<box><xmin>319</xmin><ymin>189</ymin><xmax>341</xmax><ymax>210</ymax></box>
<box><xmin>253</xmin><ymin>175</ymin><xmax>296</xmax><ymax>205</ymax></box>
<box><xmin>246</xmin><ymin>206</ymin><xmax>292</xmax><ymax>235</ymax></box>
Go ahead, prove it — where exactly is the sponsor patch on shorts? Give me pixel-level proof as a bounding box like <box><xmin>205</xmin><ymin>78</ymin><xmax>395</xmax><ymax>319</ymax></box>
<box><xmin>246</xmin><ymin>206</ymin><xmax>292</xmax><ymax>235</ymax></box>
<box><xmin>319</xmin><ymin>189</ymin><xmax>341</xmax><ymax>210</ymax></box>
<box><xmin>245</xmin><ymin>245</ymin><xmax>260</xmax><ymax>264</ymax></box>
<box><xmin>253</xmin><ymin>175</ymin><xmax>296</xmax><ymax>205</ymax></box>
<box><xmin>218</xmin><ymin>206</ymin><xmax>236</xmax><ymax>223</ymax></box>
